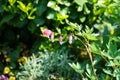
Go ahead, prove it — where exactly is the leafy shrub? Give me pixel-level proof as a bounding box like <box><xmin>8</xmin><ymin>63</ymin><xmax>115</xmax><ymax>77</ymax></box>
<box><xmin>68</xmin><ymin>24</ymin><xmax>120</xmax><ymax>80</ymax></box>
<box><xmin>0</xmin><ymin>0</ymin><xmax>120</xmax><ymax>79</ymax></box>
<box><xmin>16</xmin><ymin>47</ymin><xmax>78</xmax><ymax>80</ymax></box>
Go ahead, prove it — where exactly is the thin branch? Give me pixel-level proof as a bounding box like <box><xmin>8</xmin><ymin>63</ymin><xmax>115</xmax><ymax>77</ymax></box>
<box><xmin>74</xmin><ymin>35</ymin><xmax>98</xmax><ymax>80</ymax></box>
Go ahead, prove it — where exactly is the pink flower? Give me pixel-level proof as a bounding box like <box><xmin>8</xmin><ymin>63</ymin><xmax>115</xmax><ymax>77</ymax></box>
<box><xmin>50</xmin><ymin>32</ymin><xmax>54</xmax><ymax>42</ymax></box>
<box><xmin>0</xmin><ymin>75</ymin><xmax>8</xmax><ymax>80</ymax></box>
<box><xmin>42</xmin><ymin>29</ymin><xmax>52</xmax><ymax>37</ymax></box>
<box><xmin>59</xmin><ymin>35</ymin><xmax>63</xmax><ymax>45</ymax></box>
<box><xmin>69</xmin><ymin>35</ymin><xmax>73</xmax><ymax>44</ymax></box>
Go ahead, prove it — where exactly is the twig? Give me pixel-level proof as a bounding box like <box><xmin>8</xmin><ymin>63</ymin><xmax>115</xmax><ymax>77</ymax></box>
<box><xmin>85</xmin><ymin>44</ymin><xmax>98</xmax><ymax>80</ymax></box>
<box><xmin>74</xmin><ymin>35</ymin><xmax>98</xmax><ymax>80</ymax></box>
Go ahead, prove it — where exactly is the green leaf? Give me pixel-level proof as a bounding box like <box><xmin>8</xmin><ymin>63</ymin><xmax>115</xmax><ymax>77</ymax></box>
<box><xmin>91</xmin><ymin>43</ymin><xmax>101</xmax><ymax>54</ymax></box>
<box><xmin>26</xmin><ymin>3</ymin><xmax>32</xmax><ymax>11</ymax></box>
<box><xmin>17</xmin><ymin>1</ymin><xmax>27</xmax><ymax>14</ymax></box>
<box><xmin>17</xmin><ymin>1</ymin><xmax>34</xmax><ymax>16</ymax></box>
<box><xmin>103</xmin><ymin>68</ymin><xmax>113</xmax><ymax>76</ymax></box>
<box><xmin>80</xmin><ymin>16</ymin><xmax>86</xmax><ymax>23</ymax></box>
<box><xmin>74</xmin><ymin>0</ymin><xmax>87</xmax><ymax>6</ymax></box>
<box><xmin>101</xmin><ymin>51</ymin><xmax>113</xmax><ymax>59</ymax></box>
<box><xmin>57</xmin><ymin>13</ymin><xmax>69</xmax><ymax>24</ymax></box>
<box><xmin>105</xmin><ymin>60</ymin><xmax>115</xmax><ymax>67</ymax></box>
<box><xmin>107</xmin><ymin>42</ymin><xmax>117</xmax><ymax>58</ymax></box>
<box><xmin>8</xmin><ymin>0</ymin><xmax>16</xmax><ymax>6</ymax></box>
<box><xmin>83</xmin><ymin>4</ymin><xmax>90</xmax><ymax>14</ymax></box>
<box><xmin>74</xmin><ymin>0</ymin><xmax>87</xmax><ymax>12</ymax></box>
<box><xmin>82</xmin><ymin>26</ymin><xmax>97</xmax><ymax>40</ymax></box>
<box><xmin>69</xmin><ymin>62</ymin><xmax>84</xmax><ymax>74</ymax></box>
<box><xmin>86</xmin><ymin>64</ymin><xmax>95</xmax><ymax>80</ymax></box>
<box><xmin>47</xmin><ymin>1</ymin><xmax>60</xmax><ymax>11</ymax></box>
<box><xmin>46</xmin><ymin>10</ymin><xmax>56</xmax><ymax>19</ymax></box>
<box><xmin>47</xmin><ymin>1</ymin><xmax>56</xmax><ymax>9</ymax></box>
<box><xmin>36</xmin><ymin>0</ymin><xmax>47</xmax><ymax>16</ymax></box>
<box><xmin>113</xmin><ymin>49</ymin><xmax>120</xmax><ymax>59</ymax></box>
<box><xmin>77</xmin><ymin>6</ymin><xmax>83</xmax><ymax>12</ymax></box>
<box><xmin>33</xmin><ymin>18</ymin><xmax>45</xmax><ymax>26</ymax></box>
<box><xmin>113</xmin><ymin>68</ymin><xmax>120</xmax><ymax>79</ymax></box>
<box><xmin>57</xmin><ymin>13</ymin><xmax>69</xmax><ymax>21</ymax></box>
<box><xmin>93</xmin><ymin>55</ymin><xmax>102</xmax><ymax>65</ymax></box>
<box><xmin>68</xmin><ymin>22</ymin><xmax>82</xmax><ymax>31</ymax></box>
<box><xmin>0</xmin><ymin>14</ymin><xmax>14</xmax><ymax>26</ymax></box>
<box><xmin>28</xmin><ymin>8</ymin><xmax>37</xmax><ymax>19</ymax></box>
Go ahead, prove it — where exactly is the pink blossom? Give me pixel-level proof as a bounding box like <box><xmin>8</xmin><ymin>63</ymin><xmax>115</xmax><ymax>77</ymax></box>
<box><xmin>59</xmin><ymin>35</ymin><xmax>63</xmax><ymax>45</ymax></box>
<box><xmin>69</xmin><ymin>35</ymin><xmax>73</xmax><ymax>44</ymax></box>
<box><xmin>50</xmin><ymin>32</ymin><xmax>54</xmax><ymax>42</ymax></box>
<box><xmin>42</xmin><ymin>29</ymin><xmax>52</xmax><ymax>37</ymax></box>
<box><xmin>0</xmin><ymin>75</ymin><xmax>8</xmax><ymax>80</ymax></box>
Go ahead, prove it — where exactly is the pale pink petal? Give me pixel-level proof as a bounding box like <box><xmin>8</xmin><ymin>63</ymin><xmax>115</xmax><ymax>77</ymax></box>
<box><xmin>42</xmin><ymin>29</ymin><xmax>52</xmax><ymax>37</ymax></box>
<box><xmin>0</xmin><ymin>75</ymin><xmax>8</xmax><ymax>80</ymax></box>
<box><xmin>59</xmin><ymin>35</ymin><xmax>63</xmax><ymax>45</ymax></box>
<box><xmin>50</xmin><ymin>32</ymin><xmax>54</xmax><ymax>42</ymax></box>
<box><xmin>69</xmin><ymin>35</ymin><xmax>73</xmax><ymax>44</ymax></box>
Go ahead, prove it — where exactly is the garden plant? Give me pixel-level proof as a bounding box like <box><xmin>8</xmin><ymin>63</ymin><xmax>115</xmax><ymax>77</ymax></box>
<box><xmin>0</xmin><ymin>0</ymin><xmax>120</xmax><ymax>80</ymax></box>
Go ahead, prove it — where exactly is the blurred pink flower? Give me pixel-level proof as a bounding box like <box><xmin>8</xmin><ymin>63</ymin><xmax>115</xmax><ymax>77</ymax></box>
<box><xmin>0</xmin><ymin>75</ymin><xmax>8</xmax><ymax>80</ymax></box>
<box><xmin>50</xmin><ymin>32</ymin><xmax>54</xmax><ymax>42</ymax></box>
<box><xmin>42</xmin><ymin>29</ymin><xmax>52</xmax><ymax>37</ymax></box>
<box><xmin>69</xmin><ymin>35</ymin><xmax>73</xmax><ymax>44</ymax></box>
<box><xmin>59</xmin><ymin>35</ymin><xmax>63</xmax><ymax>45</ymax></box>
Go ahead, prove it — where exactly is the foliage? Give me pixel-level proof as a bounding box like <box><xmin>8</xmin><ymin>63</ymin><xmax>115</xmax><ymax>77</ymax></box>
<box><xmin>16</xmin><ymin>47</ymin><xmax>76</xmax><ymax>80</ymax></box>
<box><xmin>68</xmin><ymin>23</ymin><xmax>120</xmax><ymax>80</ymax></box>
<box><xmin>0</xmin><ymin>0</ymin><xmax>120</xmax><ymax>80</ymax></box>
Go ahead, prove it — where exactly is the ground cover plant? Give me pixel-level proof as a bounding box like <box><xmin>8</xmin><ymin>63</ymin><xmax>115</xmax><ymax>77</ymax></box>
<box><xmin>0</xmin><ymin>0</ymin><xmax>120</xmax><ymax>80</ymax></box>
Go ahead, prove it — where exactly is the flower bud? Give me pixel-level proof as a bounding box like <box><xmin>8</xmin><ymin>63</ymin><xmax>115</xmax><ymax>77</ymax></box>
<box><xmin>69</xmin><ymin>35</ymin><xmax>73</xmax><ymax>44</ymax></box>
<box><xmin>42</xmin><ymin>29</ymin><xmax>52</xmax><ymax>37</ymax></box>
<box><xmin>50</xmin><ymin>32</ymin><xmax>54</xmax><ymax>42</ymax></box>
<box><xmin>59</xmin><ymin>35</ymin><xmax>63</xmax><ymax>45</ymax></box>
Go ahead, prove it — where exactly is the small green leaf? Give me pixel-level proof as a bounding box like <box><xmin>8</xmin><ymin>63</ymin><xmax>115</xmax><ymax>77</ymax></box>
<box><xmin>8</xmin><ymin>0</ymin><xmax>16</xmax><ymax>6</ymax></box>
<box><xmin>113</xmin><ymin>68</ymin><xmax>120</xmax><ymax>79</ymax></box>
<box><xmin>83</xmin><ymin>4</ymin><xmax>90</xmax><ymax>14</ymax></box>
<box><xmin>57</xmin><ymin>13</ymin><xmax>69</xmax><ymax>21</ymax></box>
<box><xmin>47</xmin><ymin>1</ymin><xmax>56</xmax><ymax>9</ymax></box>
<box><xmin>93</xmin><ymin>56</ymin><xmax>102</xmax><ymax>65</ymax></box>
<box><xmin>74</xmin><ymin>0</ymin><xmax>87</xmax><ymax>6</ymax></box>
<box><xmin>77</xmin><ymin>6</ymin><xmax>83</xmax><ymax>12</ymax></box>
<box><xmin>80</xmin><ymin>16</ymin><xmax>86</xmax><ymax>23</ymax></box>
<box><xmin>91</xmin><ymin>43</ymin><xmax>101</xmax><ymax>54</ymax></box>
<box><xmin>69</xmin><ymin>62</ymin><xmax>84</xmax><ymax>74</ymax></box>
<box><xmin>105</xmin><ymin>60</ymin><xmax>115</xmax><ymax>67</ymax></box>
<box><xmin>74</xmin><ymin>0</ymin><xmax>87</xmax><ymax>12</ymax></box>
<box><xmin>103</xmin><ymin>68</ymin><xmax>113</xmax><ymax>76</ymax></box>
<box><xmin>82</xmin><ymin>26</ymin><xmax>97</xmax><ymax>40</ymax></box>
<box><xmin>46</xmin><ymin>10</ymin><xmax>56</xmax><ymax>19</ymax></box>
<box><xmin>28</xmin><ymin>8</ymin><xmax>37</xmax><ymax>19</ymax></box>
<box><xmin>17</xmin><ymin>1</ymin><xmax>27</xmax><ymax>13</ymax></box>
<box><xmin>68</xmin><ymin>22</ymin><xmax>82</xmax><ymax>31</ymax></box>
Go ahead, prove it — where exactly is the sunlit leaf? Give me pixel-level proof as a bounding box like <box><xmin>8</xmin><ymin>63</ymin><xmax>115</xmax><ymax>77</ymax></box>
<box><xmin>8</xmin><ymin>0</ymin><xmax>16</xmax><ymax>6</ymax></box>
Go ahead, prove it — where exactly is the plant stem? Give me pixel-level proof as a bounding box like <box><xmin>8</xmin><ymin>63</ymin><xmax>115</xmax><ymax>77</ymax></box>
<box><xmin>74</xmin><ymin>35</ymin><xmax>98</xmax><ymax>80</ymax></box>
<box><xmin>85</xmin><ymin>44</ymin><xmax>98</xmax><ymax>80</ymax></box>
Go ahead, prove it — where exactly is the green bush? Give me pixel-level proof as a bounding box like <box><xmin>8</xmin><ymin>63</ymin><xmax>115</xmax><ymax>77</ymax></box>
<box><xmin>16</xmin><ymin>47</ymin><xmax>77</xmax><ymax>80</ymax></box>
<box><xmin>0</xmin><ymin>0</ymin><xmax>120</xmax><ymax>80</ymax></box>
